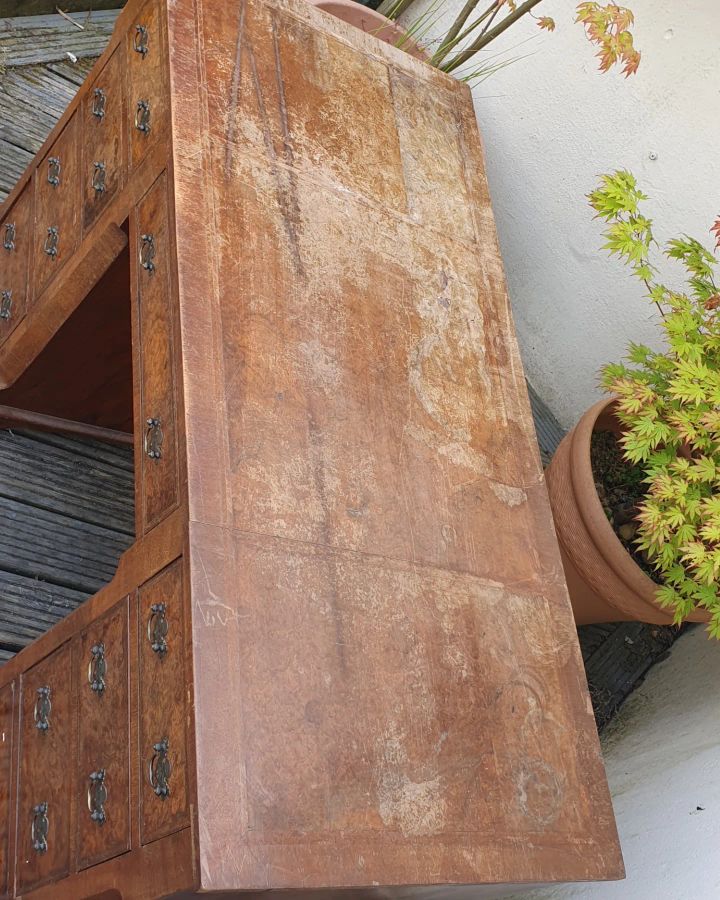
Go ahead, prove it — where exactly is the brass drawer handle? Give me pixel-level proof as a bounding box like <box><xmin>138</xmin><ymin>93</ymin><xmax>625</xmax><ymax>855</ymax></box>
<box><xmin>47</xmin><ymin>156</ymin><xmax>61</xmax><ymax>187</ymax></box>
<box><xmin>144</xmin><ymin>416</ymin><xmax>163</xmax><ymax>460</ymax></box>
<box><xmin>3</xmin><ymin>223</ymin><xmax>15</xmax><ymax>251</ymax></box>
<box><xmin>34</xmin><ymin>686</ymin><xmax>51</xmax><ymax>731</ymax></box>
<box><xmin>140</xmin><ymin>233</ymin><xmax>155</xmax><ymax>274</ymax></box>
<box><xmin>44</xmin><ymin>226</ymin><xmax>59</xmax><ymax>260</ymax></box>
<box><xmin>88</xmin><ymin>642</ymin><xmax>107</xmax><ymax>694</ymax></box>
<box><xmin>32</xmin><ymin>802</ymin><xmax>49</xmax><ymax>853</ymax></box>
<box><xmin>149</xmin><ymin>737</ymin><xmax>171</xmax><ymax>799</ymax></box>
<box><xmin>92</xmin><ymin>161</ymin><xmax>107</xmax><ymax>194</ymax></box>
<box><xmin>92</xmin><ymin>87</ymin><xmax>106</xmax><ymax>120</ymax></box>
<box><xmin>133</xmin><ymin>24</ymin><xmax>149</xmax><ymax>57</ymax></box>
<box><xmin>147</xmin><ymin>602</ymin><xmax>168</xmax><ymax>656</ymax></box>
<box><xmin>0</xmin><ymin>290</ymin><xmax>12</xmax><ymax>321</ymax></box>
<box><xmin>135</xmin><ymin>99</ymin><xmax>151</xmax><ymax>135</ymax></box>
<box><xmin>88</xmin><ymin>770</ymin><xmax>108</xmax><ymax>825</ymax></box>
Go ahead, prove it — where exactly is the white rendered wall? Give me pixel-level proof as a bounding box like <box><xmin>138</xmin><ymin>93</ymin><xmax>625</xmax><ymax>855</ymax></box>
<box><xmin>507</xmin><ymin>627</ymin><xmax>720</xmax><ymax>899</ymax></box>
<box><xmin>408</xmin><ymin>0</ymin><xmax>720</xmax><ymax>429</ymax></box>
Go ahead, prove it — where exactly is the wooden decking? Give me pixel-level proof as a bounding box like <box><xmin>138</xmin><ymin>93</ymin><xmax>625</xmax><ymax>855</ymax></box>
<box><xmin>0</xmin><ymin>9</ymin><xmax>121</xmax><ymax>201</ymax></box>
<box><xmin>0</xmin><ymin>430</ymin><xmax>133</xmax><ymax>658</ymax></box>
<box><xmin>0</xmin><ymin>9</ymin><xmax>131</xmax><ymax>658</ymax></box>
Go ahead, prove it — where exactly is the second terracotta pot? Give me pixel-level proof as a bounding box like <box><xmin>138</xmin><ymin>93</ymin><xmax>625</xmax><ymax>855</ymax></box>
<box><xmin>306</xmin><ymin>0</ymin><xmax>429</xmax><ymax>59</ymax></box>
<box><xmin>545</xmin><ymin>398</ymin><xmax>710</xmax><ymax>627</ymax></box>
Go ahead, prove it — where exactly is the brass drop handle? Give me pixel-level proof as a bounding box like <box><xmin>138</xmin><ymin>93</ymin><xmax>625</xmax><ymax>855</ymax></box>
<box><xmin>44</xmin><ymin>226</ymin><xmax>59</xmax><ymax>260</ymax></box>
<box><xmin>92</xmin><ymin>161</ymin><xmax>107</xmax><ymax>194</ymax></box>
<box><xmin>88</xmin><ymin>642</ymin><xmax>107</xmax><ymax>694</ymax></box>
<box><xmin>140</xmin><ymin>233</ymin><xmax>155</xmax><ymax>274</ymax></box>
<box><xmin>0</xmin><ymin>290</ymin><xmax>12</xmax><ymax>322</ymax></box>
<box><xmin>144</xmin><ymin>417</ymin><xmax>163</xmax><ymax>460</ymax></box>
<box><xmin>34</xmin><ymin>686</ymin><xmax>51</xmax><ymax>731</ymax></box>
<box><xmin>147</xmin><ymin>602</ymin><xmax>168</xmax><ymax>655</ymax></box>
<box><xmin>3</xmin><ymin>223</ymin><xmax>15</xmax><ymax>251</ymax></box>
<box><xmin>32</xmin><ymin>802</ymin><xmax>49</xmax><ymax>853</ymax></box>
<box><xmin>148</xmin><ymin>738</ymin><xmax>171</xmax><ymax>799</ymax></box>
<box><xmin>135</xmin><ymin>99</ymin><xmax>151</xmax><ymax>135</ymax></box>
<box><xmin>47</xmin><ymin>156</ymin><xmax>61</xmax><ymax>187</ymax></box>
<box><xmin>92</xmin><ymin>87</ymin><xmax>106</xmax><ymax>120</ymax></box>
<box><xmin>133</xmin><ymin>24</ymin><xmax>149</xmax><ymax>56</ymax></box>
<box><xmin>88</xmin><ymin>770</ymin><xmax>108</xmax><ymax>825</ymax></box>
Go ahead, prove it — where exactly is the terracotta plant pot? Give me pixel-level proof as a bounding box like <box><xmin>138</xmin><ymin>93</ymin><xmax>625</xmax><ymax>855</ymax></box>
<box><xmin>307</xmin><ymin>0</ymin><xmax>429</xmax><ymax>60</ymax></box>
<box><xmin>545</xmin><ymin>397</ymin><xmax>711</xmax><ymax>626</ymax></box>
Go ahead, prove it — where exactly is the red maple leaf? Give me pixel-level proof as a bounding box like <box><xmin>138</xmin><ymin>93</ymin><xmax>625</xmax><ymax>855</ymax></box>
<box><xmin>622</xmin><ymin>49</ymin><xmax>641</xmax><ymax>77</ymax></box>
<box><xmin>711</xmin><ymin>217</ymin><xmax>720</xmax><ymax>251</ymax></box>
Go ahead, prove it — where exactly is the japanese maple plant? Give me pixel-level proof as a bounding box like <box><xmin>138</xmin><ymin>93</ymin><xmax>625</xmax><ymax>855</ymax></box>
<box><xmin>589</xmin><ymin>171</ymin><xmax>720</xmax><ymax>635</ymax></box>
<box><xmin>380</xmin><ymin>0</ymin><xmax>641</xmax><ymax>80</ymax></box>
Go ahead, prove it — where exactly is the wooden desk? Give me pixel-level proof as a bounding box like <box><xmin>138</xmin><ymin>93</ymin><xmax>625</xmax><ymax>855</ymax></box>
<box><xmin>0</xmin><ymin>0</ymin><xmax>623</xmax><ymax>896</ymax></box>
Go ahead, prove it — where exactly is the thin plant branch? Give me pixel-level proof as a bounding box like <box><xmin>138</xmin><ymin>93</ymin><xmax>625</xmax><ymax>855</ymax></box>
<box><xmin>431</xmin><ymin>0</ymin><xmax>493</xmax><ymax>66</ymax></box>
<box><xmin>442</xmin><ymin>0</ymin><xmax>544</xmax><ymax>73</ymax></box>
<box><xmin>431</xmin><ymin>6</ymin><xmax>508</xmax><ymax>64</ymax></box>
<box><xmin>377</xmin><ymin>0</ymin><xmax>418</xmax><ymax>20</ymax></box>
<box><xmin>55</xmin><ymin>7</ymin><xmax>85</xmax><ymax>29</ymax></box>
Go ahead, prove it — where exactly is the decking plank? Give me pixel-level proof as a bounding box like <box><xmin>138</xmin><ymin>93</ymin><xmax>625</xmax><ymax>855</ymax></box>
<box><xmin>0</xmin><ymin>571</ymin><xmax>89</xmax><ymax>651</ymax></box>
<box><xmin>0</xmin><ymin>429</ymin><xmax>134</xmax><ymax>659</ymax></box>
<box><xmin>0</xmin><ymin>430</ymin><xmax>134</xmax><ymax>533</ymax></box>
<box><xmin>20</xmin><ymin>430</ymin><xmax>135</xmax><ymax>472</ymax></box>
<box><xmin>0</xmin><ymin>11</ymin><xmax>119</xmax><ymax>66</ymax></box>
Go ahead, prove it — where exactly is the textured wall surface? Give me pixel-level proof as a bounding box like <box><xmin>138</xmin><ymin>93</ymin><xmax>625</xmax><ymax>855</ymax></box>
<box><xmin>509</xmin><ymin>627</ymin><xmax>720</xmax><ymax>899</ymax></box>
<box><xmin>408</xmin><ymin>0</ymin><xmax>720</xmax><ymax>429</ymax></box>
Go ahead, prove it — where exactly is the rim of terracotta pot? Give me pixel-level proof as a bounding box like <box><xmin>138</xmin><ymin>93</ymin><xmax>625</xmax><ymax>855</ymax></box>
<box><xmin>569</xmin><ymin>397</ymin><xmax>679</xmax><ymax>622</ymax></box>
<box><xmin>566</xmin><ymin>397</ymin><xmax>710</xmax><ymax>624</ymax></box>
<box><xmin>307</xmin><ymin>0</ymin><xmax>430</xmax><ymax>60</ymax></box>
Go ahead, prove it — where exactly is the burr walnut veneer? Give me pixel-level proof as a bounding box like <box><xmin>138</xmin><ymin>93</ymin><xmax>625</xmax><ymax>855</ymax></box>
<box><xmin>0</xmin><ymin>0</ymin><xmax>623</xmax><ymax>896</ymax></box>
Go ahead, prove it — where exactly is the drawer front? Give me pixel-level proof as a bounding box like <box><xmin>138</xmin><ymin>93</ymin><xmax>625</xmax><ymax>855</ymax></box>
<box><xmin>138</xmin><ymin>560</ymin><xmax>188</xmax><ymax>844</ymax></box>
<box><xmin>0</xmin><ymin>182</ymin><xmax>32</xmax><ymax>347</ymax></box>
<box><xmin>82</xmin><ymin>45</ymin><xmax>126</xmax><ymax>234</ymax></box>
<box><xmin>127</xmin><ymin>0</ymin><xmax>168</xmax><ymax>171</ymax></box>
<box><xmin>0</xmin><ymin>684</ymin><xmax>14</xmax><ymax>899</ymax></box>
<box><xmin>34</xmin><ymin>113</ymin><xmax>81</xmax><ymax>298</ymax></box>
<box><xmin>16</xmin><ymin>642</ymin><xmax>73</xmax><ymax>893</ymax></box>
<box><xmin>77</xmin><ymin>598</ymin><xmax>131</xmax><ymax>871</ymax></box>
<box><xmin>135</xmin><ymin>172</ymin><xmax>179</xmax><ymax>533</ymax></box>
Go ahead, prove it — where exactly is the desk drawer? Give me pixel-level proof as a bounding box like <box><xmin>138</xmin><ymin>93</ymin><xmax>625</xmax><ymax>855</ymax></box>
<box><xmin>0</xmin><ymin>684</ymin><xmax>14</xmax><ymax>900</ymax></box>
<box><xmin>77</xmin><ymin>598</ymin><xmax>131</xmax><ymax>871</ymax></box>
<box><xmin>34</xmin><ymin>113</ymin><xmax>80</xmax><ymax>299</ymax></box>
<box><xmin>0</xmin><ymin>182</ymin><xmax>32</xmax><ymax>347</ymax></box>
<box><xmin>127</xmin><ymin>0</ymin><xmax>169</xmax><ymax>171</ymax></box>
<box><xmin>82</xmin><ymin>46</ymin><xmax>126</xmax><ymax>234</ymax></box>
<box><xmin>138</xmin><ymin>560</ymin><xmax>189</xmax><ymax>844</ymax></box>
<box><xmin>135</xmin><ymin>171</ymin><xmax>179</xmax><ymax>534</ymax></box>
<box><xmin>16</xmin><ymin>642</ymin><xmax>73</xmax><ymax>894</ymax></box>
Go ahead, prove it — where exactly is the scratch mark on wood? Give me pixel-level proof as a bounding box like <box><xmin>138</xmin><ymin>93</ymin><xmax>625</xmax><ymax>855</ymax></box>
<box><xmin>243</xmin><ymin>23</ymin><xmax>305</xmax><ymax>277</ymax></box>
<box><xmin>224</xmin><ymin>0</ymin><xmax>247</xmax><ymax>178</ymax></box>
<box><xmin>270</xmin><ymin>11</ymin><xmax>306</xmax><ymax>278</ymax></box>
<box><xmin>271</xmin><ymin>13</ymin><xmax>295</xmax><ymax>168</ymax></box>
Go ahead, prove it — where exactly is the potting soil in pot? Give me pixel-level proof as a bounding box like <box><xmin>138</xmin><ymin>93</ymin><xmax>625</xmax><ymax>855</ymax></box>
<box><xmin>590</xmin><ymin>429</ymin><xmax>662</xmax><ymax>584</ymax></box>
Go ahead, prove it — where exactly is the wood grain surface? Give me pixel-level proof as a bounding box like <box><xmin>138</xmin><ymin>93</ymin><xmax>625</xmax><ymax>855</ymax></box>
<box><xmin>0</xmin><ymin>184</ymin><xmax>33</xmax><ymax>349</ymax></box>
<box><xmin>169</xmin><ymin>0</ymin><xmax>624</xmax><ymax>891</ymax></box>
<box><xmin>82</xmin><ymin>45</ymin><xmax>127</xmax><ymax>233</ymax></box>
<box><xmin>76</xmin><ymin>598</ymin><xmax>131</xmax><ymax>870</ymax></box>
<box><xmin>0</xmin><ymin>683</ymin><xmax>13</xmax><ymax>898</ymax></box>
<box><xmin>16</xmin><ymin>641</ymin><xmax>74</xmax><ymax>893</ymax></box>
